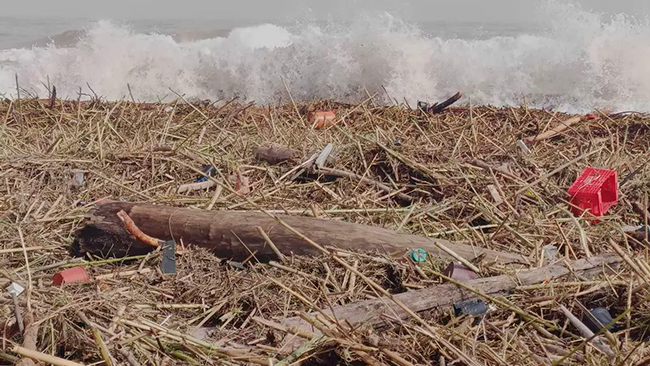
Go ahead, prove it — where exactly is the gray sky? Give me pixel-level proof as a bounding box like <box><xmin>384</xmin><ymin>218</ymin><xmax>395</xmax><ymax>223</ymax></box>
<box><xmin>2</xmin><ymin>0</ymin><xmax>648</xmax><ymax>21</ymax></box>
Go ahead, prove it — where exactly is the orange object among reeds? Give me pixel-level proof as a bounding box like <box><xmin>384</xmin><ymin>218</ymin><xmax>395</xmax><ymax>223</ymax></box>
<box><xmin>309</xmin><ymin>111</ymin><xmax>336</xmax><ymax>129</ymax></box>
<box><xmin>52</xmin><ymin>267</ymin><xmax>89</xmax><ymax>286</ymax></box>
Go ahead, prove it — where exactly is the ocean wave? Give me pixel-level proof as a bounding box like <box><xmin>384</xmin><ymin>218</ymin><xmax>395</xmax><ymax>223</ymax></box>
<box><xmin>1</xmin><ymin>3</ymin><xmax>650</xmax><ymax>112</ymax></box>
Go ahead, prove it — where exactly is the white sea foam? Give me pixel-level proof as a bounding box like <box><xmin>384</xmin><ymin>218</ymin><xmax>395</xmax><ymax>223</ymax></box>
<box><xmin>1</xmin><ymin>2</ymin><xmax>650</xmax><ymax>112</ymax></box>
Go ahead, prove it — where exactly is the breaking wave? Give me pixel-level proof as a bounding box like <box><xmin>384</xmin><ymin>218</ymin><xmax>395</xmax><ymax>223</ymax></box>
<box><xmin>2</xmin><ymin>2</ymin><xmax>650</xmax><ymax>112</ymax></box>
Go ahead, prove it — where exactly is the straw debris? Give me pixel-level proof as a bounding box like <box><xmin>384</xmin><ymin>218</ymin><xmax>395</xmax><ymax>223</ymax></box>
<box><xmin>1</xmin><ymin>97</ymin><xmax>650</xmax><ymax>365</ymax></box>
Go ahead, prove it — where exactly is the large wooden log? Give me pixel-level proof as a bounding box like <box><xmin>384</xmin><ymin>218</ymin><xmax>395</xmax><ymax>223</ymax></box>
<box><xmin>280</xmin><ymin>253</ymin><xmax>622</xmax><ymax>338</ymax></box>
<box><xmin>73</xmin><ymin>201</ymin><xmax>528</xmax><ymax>264</ymax></box>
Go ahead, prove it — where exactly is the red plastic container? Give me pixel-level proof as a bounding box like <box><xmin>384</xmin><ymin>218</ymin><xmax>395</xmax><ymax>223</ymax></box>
<box><xmin>52</xmin><ymin>266</ymin><xmax>89</xmax><ymax>286</ymax></box>
<box><xmin>568</xmin><ymin>167</ymin><xmax>617</xmax><ymax>217</ymax></box>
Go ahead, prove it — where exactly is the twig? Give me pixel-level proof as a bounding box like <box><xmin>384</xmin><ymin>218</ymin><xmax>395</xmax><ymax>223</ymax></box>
<box><xmin>16</xmin><ymin>312</ymin><xmax>38</xmax><ymax>366</ymax></box>
<box><xmin>523</xmin><ymin>115</ymin><xmax>584</xmax><ymax>144</ymax></box>
<box><xmin>318</xmin><ymin>166</ymin><xmax>414</xmax><ymax>202</ymax></box>
<box><xmin>257</xmin><ymin>227</ymin><xmax>286</xmax><ymax>263</ymax></box>
<box><xmin>429</xmin><ymin>92</ymin><xmax>462</xmax><ymax>114</ymax></box>
<box><xmin>77</xmin><ymin>311</ymin><xmax>114</xmax><ymax>366</ymax></box>
<box><xmin>11</xmin><ymin>293</ymin><xmax>24</xmax><ymax>334</ymax></box>
<box><xmin>12</xmin><ymin>345</ymin><xmax>85</xmax><ymax>366</ymax></box>
<box><xmin>432</xmin><ymin>241</ymin><xmax>480</xmax><ymax>273</ymax></box>
<box><xmin>280</xmin><ymin>76</ymin><xmax>305</xmax><ymax>127</ymax></box>
<box><xmin>514</xmin><ymin>148</ymin><xmax>602</xmax><ymax>196</ymax></box>
<box><xmin>116</xmin><ymin>210</ymin><xmax>162</xmax><ymax>247</ymax></box>
<box><xmin>116</xmin><ymin>347</ymin><xmax>142</xmax><ymax>366</ymax></box>
<box><xmin>558</xmin><ymin>305</ymin><xmax>615</xmax><ymax>357</ymax></box>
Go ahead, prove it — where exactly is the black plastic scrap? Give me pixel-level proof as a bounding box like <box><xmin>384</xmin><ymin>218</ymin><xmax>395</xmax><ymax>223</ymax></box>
<box><xmin>453</xmin><ymin>300</ymin><xmax>489</xmax><ymax>317</ymax></box>
<box><xmin>161</xmin><ymin>240</ymin><xmax>176</xmax><ymax>274</ymax></box>
<box><xmin>582</xmin><ymin>307</ymin><xmax>616</xmax><ymax>333</ymax></box>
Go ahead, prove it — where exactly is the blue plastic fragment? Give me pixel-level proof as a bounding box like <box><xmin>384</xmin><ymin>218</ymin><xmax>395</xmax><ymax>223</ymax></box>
<box><xmin>196</xmin><ymin>166</ymin><xmax>216</xmax><ymax>183</ymax></box>
<box><xmin>409</xmin><ymin>248</ymin><xmax>427</xmax><ymax>262</ymax></box>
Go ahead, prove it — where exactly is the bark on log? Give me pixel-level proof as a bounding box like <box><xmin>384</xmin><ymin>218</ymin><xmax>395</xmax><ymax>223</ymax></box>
<box><xmin>73</xmin><ymin>201</ymin><xmax>528</xmax><ymax>264</ymax></box>
<box><xmin>280</xmin><ymin>253</ymin><xmax>621</xmax><ymax>338</ymax></box>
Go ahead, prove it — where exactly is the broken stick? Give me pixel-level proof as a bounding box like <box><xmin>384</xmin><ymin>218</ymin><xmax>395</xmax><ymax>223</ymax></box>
<box><xmin>429</xmin><ymin>92</ymin><xmax>463</xmax><ymax>114</ymax></box>
<box><xmin>279</xmin><ymin>253</ymin><xmax>621</xmax><ymax>338</ymax></box>
<box><xmin>523</xmin><ymin>115</ymin><xmax>584</xmax><ymax>144</ymax></box>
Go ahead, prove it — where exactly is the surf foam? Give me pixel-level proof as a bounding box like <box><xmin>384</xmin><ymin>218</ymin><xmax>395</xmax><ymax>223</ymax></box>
<box><xmin>1</xmin><ymin>3</ymin><xmax>650</xmax><ymax>112</ymax></box>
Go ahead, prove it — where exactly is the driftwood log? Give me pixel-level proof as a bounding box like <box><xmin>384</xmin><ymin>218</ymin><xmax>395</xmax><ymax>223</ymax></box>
<box><xmin>74</xmin><ymin>201</ymin><xmax>528</xmax><ymax>264</ymax></box>
<box><xmin>281</xmin><ymin>253</ymin><xmax>622</xmax><ymax>339</ymax></box>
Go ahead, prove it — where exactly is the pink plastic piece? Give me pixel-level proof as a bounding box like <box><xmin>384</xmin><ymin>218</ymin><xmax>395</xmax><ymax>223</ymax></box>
<box><xmin>568</xmin><ymin>167</ymin><xmax>618</xmax><ymax>218</ymax></box>
<box><xmin>443</xmin><ymin>262</ymin><xmax>479</xmax><ymax>282</ymax></box>
<box><xmin>52</xmin><ymin>266</ymin><xmax>89</xmax><ymax>286</ymax></box>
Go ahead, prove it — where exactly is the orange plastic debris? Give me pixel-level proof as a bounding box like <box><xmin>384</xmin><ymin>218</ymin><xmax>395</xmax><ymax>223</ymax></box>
<box><xmin>309</xmin><ymin>111</ymin><xmax>336</xmax><ymax>129</ymax></box>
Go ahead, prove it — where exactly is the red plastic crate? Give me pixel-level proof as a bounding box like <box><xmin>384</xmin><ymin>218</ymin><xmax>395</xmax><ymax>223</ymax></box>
<box><xmin>567</xmin><ymin>167</ymin><xmax>617</xmax><ymax>217</ymax></box>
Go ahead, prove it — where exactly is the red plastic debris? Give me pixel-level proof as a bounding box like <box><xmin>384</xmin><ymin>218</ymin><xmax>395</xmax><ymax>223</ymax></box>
<box><xmin>52</xmin><ymin>266</ymin><xmax>89</xmax><ymax>286</ymax></box>
<box><xmin>568</xmin><ymin>167</ymin><xmax>618</xmax><ymax>218</ymax></box>
<box><xmin>586</xmin><ymin>113</ymin><xmax>597</xmax><ymax>120</ymax></box>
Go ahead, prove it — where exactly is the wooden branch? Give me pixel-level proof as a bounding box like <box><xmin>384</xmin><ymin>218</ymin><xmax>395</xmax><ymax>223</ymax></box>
<box><xmin>74</xmin><ymin>201</ymin><xmax>527</xmax><ymax>264</ymax></box>
<box><xmin>279</xmin><ymin>253</ymin><xmax>621</xmax><ymax>339</ymax></box>
<box><xmin>116</xmin><ymin>210</ymin><xmax>161</xmax><ymax>248</ymax></box>
<box><xmin>429</xmin><ymin>92</ymin><xmax>462</xmax><ymax>114</ymax></box>
<box><xmin>47</xmin><ymin>86</ymin><xmax>57</xmax><ymax>109</ymax></box>
<box><xmin>523</xmin><ymin>115</ymin><xmax>584</xmax><ymax>144</ymax></box>
<box><xmin>16</xmin><ymin>311</ymin><xmax>38</xmax><ymax>366</ymax></box>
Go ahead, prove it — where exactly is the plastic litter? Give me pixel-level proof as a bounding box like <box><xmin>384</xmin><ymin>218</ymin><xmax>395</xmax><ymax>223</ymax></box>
<box><xmin>409</xmin><ymin>248</ymin><xmax>427</xmax><ymax>263</ymax></box>
<box><xmin>517</xmin><ymin>140</ymin><xmax>531</xmax><ymax>154</ymax></box>
<box><xmin>227</xmin><ymin>261</ymin><xmax>246</xmax><ymax>270</ymax></box>
<box><xmin>6</xmin><ymin>282</ymin><xmax>25</xmax><ymax>296</ymax></box>
<box><xmin>443</xmin><ymin>262</ymin><xmax>479</xmax><ymax>281</ymax></box>
<box><xmin>315</xmin><ymin>143</ymin><xmax>334</xmax><ymax>169</ymax></box>
<box><xmin>454</xmin><ymin>300</ymin><xmax>489</xmax><ymax>316</ymax></box>
<box><xmin>161</xmin><ymin>240</ymin><xmax>176</xmax><ymax>274</ymax></box>
<box><xmin>53</xmin><ymin>266</ymin><xmax>89</xmax><ymax>286</ymax></box>
<box><xmin>309</xmin><ymin>111</ymin><xmax>336</xmax><ymax>129</ymax></box>
<box><xmin>72</xmin><ymin>170</ymin><xmax>86</xmax><ymax>188</ymax></box>
<box><xmin>582</xmin><ymin>307</ymin><xmax>616</xmax><ymax>333</ymax></box>
<box><xmin>542</xmin><ymin>245</ymin><xmax>558</xmax><ymax>264</ymax></box>
<box><xmin>568</xmin><ymin>167</ymin><xmax>617</xmax><ymax>218</ymax></box>
<box><xmin>196</xmin><ymin>165</ymin><xmax>216</xmax><ymax>183</ymax></box>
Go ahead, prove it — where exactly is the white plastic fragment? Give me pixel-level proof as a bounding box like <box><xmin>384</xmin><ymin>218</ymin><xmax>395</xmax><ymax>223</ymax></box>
<box><xmin>517</xmin><ymin>139</ymin><xmax>531</xmax><ymax>154</ymax></box>
<box><xmin>315</xmin><ymin>143</ymin><xmax>334</xmax><ymax>169</ymax></box>
<box><xmin>542</xmin><ymin>245</ymin><xmax>558</xmax><ymax>264</ymax></box>
<box><xmin>6</xmin><ymin>282</ymin><xmax>25</xmax><ymax>296</ymax></box>
<box><xmin>72</xmin><ymin>170</ymin><xmax>86</xmax><ymax>188</ymax></box>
